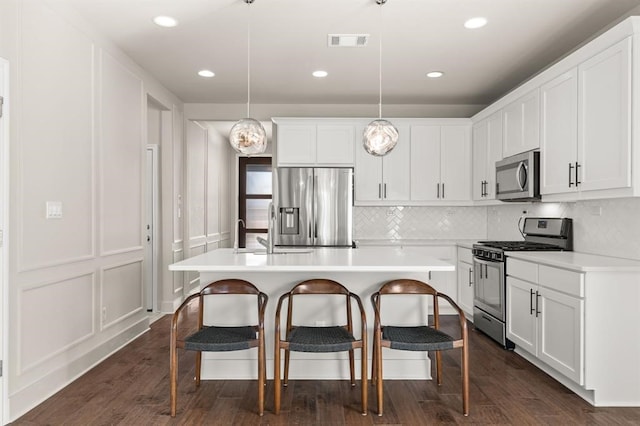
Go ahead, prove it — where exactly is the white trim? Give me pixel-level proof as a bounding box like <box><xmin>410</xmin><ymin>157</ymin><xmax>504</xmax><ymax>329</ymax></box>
<box><xmin>0</xmin><ymin>55</ymin><xmax>10</xmax><ymax>426</ymax></box>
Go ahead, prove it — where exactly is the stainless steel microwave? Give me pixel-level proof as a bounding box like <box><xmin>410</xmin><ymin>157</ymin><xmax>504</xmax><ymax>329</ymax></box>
<box><xmin>495</xmin><ymin>150</ymin><xmax>540</xmax><ymax>201</ymax></box>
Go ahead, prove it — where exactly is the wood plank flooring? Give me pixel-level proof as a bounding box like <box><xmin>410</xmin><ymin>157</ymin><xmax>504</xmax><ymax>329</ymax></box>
<box><xmin>13</xmin><ymin>311</ymin><xmax>640</xmax><ymax>425</ymax></box>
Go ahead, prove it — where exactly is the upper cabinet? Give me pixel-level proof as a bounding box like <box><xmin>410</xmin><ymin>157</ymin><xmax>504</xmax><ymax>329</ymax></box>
<box><xmin>473</xmin><ymin>17</ymin><xmax>640</xmax><ymax>203</ymax></box>
<box><xmin>411</xmin><ymin>124</ymin><xmax>472</xmax><ymax>202</ymax></box>
<box><xmin>274</xmin><ymin>119</ymin><xmax>355</xmax><ymax>166</ymax></box>
<box><xmin>541</xmin><ymin>37</ymin><xmax>631</xmax><ymax>198</ymax></box>
<box><xmin>355</xmin><ymin>123</ymin><xmax>411</xmax><ymax>203</ymax></box>
<box><xmin>472</xmin><ymin>112</ymin><xmax>503</xmax><ymax>200</ymax></box>
<box><xmin>502</xmin><ymin>89</ymin><xmax>540</xmax><ymax>158</ymax></box>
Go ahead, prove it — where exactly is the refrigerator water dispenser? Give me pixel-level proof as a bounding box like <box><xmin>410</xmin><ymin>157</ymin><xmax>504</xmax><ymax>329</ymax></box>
<box><xmin>279</xmin><ymin>207</ymin><xmax>299</xmax><ymax>235</ymax></box>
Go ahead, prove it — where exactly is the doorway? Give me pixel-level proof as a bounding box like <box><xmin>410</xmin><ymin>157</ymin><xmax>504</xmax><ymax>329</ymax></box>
<box><xmin>145</xmin><ymin>145</ymin><xmax>159</xmax><ymax>312</ymax></box>
<box><xmin>238</xmin><ymin>157</ymin><xmax>272</xmax><ymax>249</ymax></box>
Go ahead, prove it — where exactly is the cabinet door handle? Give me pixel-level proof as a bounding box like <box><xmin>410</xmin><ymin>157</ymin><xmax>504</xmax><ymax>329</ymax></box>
<box><xmin>442</xmin><ymin>183</ymin><xmax>445</xmax><ymax>199</ymax></box>
<box><xmin>468</xmin><ymin>268</ymin><xmax>473</xmax><ymax>286</ymax></box>
<box><xmin>378</xmin><ymin>183</ymin><xmax>382</xmax><ymax>199</ymax></box>
<box><xmin>428</xmin><ymin>271</ymin><xmax>432</xmax><ymax>281</ymax></box>
<box><xmin>480</xmin><ymin>181</ymin><xmax>484</xmax><ymax>197</ymax></box>
<box><xmin>568</xmin><ymin>163</ymin><xmax>574</xmax><ymax>187</ymax></box>
<box><xmin>530</xmin><ymin>289</ymin><xmax>535</xmax><ymax>315</ymax></box>
<box><xmin>384</xmin><ymin>183</ymin><xmax>387</xmax><ymax>199</ymax></box>
<box><xmin>479</xmin><ymin>263</ymin><xmax>483</xmax><ymax>279</ymax></box>
<box><xmin>535</xmin><ymin>291</ymin><xmax>541</xmax><ymax>317</ymax></box>
<box><xmin>575</xmin><ymin>162</ymin><xmax>581</xmax><ymax>186</ymax></box>
<box><xmin>437</xmin><ymin>183</ymin><xmax>440</xmax><ymax>199</ymax></box>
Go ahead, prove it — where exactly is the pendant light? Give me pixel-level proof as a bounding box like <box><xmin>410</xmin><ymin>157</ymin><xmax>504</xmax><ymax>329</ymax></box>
<box><xmin>229</xmin><ymin>0</ymin><xmax>267</xmax><ymax>155</ymax></box>
<box><xmin>363</xmin><ymin>0</ymin><xmax>398</xmax><ymax>157</ymax></box>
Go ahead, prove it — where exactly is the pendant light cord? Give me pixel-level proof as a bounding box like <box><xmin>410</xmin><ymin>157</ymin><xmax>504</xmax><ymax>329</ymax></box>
<box><xmin>378</xmin><ymin>1</ymin><xmax>383</xmax><ymax>119</ymax></box>
<box><xmin>246</xmin><ymin>0</ymin><xmax>252</xmax><ymax>118</ymax></box>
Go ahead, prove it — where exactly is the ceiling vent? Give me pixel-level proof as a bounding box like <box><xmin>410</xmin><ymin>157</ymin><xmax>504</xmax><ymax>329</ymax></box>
<box><xmin>328</xmin><ymin>34</ymin><xmax>369</xmax><ymax>47</ymax></box>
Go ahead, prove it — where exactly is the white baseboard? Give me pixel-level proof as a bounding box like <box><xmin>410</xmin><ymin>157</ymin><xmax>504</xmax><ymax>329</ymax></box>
<box><xmin>9</xmin><ymin>317</ymin><xmax>150</xmax><ymax>422</ymax></box>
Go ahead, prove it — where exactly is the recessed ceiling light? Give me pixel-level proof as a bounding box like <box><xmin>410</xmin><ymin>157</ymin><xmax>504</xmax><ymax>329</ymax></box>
<box><xmin>198</xmin><ymin>70</ymin><xmax>215</xmax><ymax>78</ymax></box>
<box><xmin>312</xmin><ymin>70</ymin><xmax>328</xmax><ymax>78</ymax></box>
<box><xmin>427</xmin><ymin>71</ymin><xmax>444</xmax><ymax>78</ymax></box>
<box><xmin>464</xmin><ymin>17</ymin><xmax>487</xmax><ymax>29</ymax></box>
<box><xmin>153</xmin><ymin>16</ymin><xmax>178</xmax><ymax>28</ymax></box>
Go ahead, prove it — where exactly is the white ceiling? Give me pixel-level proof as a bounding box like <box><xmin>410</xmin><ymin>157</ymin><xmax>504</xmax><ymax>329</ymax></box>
<box><xmin>54</xmin><ymin>0</ymin><xmax>640</xmax><ymax>107</ymax></box>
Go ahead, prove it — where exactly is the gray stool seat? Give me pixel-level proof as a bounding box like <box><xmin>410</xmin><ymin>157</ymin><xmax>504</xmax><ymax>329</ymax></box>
<box><xmin>383</xmin><ymin>325</ymin><xmax>456</xmax><ymax>351</ymax></box>
<box><xmin>184</xmin><ymin>326</ymin><xmax>258</xmax><ymax>352</ymax></box>
<box><xmin>288</xmin><ymin>326</ymin><xmax>356</xmax><ymax>352</ymax></box>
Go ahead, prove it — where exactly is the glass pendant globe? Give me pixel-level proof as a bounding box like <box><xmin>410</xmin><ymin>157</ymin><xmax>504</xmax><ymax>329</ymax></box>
<box><xmin>229</xmin><ymin>118</ymin><xmax>267</xmax><ymax>155</ymax></box>
<box><xmin>363</xmin><ymin>119</ymin><xmax>399</xmax><ymax>156</ymax></box>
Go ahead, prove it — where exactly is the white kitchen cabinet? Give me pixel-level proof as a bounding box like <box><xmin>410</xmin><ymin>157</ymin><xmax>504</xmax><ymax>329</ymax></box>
<box><xmin>355</xmin><ymin>124</ymin><xmax>410</xmax><ymax>203</ymax></box>
<box><xmin>542</xmin><ymin>37</ymin><xmax>632</xmax><ymax>198</ymax></box>
<box><xmin>540</xmin><ymin>68</ymin><xmax>579</xmax><ymax>195</ymax></box>
<box><xmin>502</xmin><ymin>89</ymin><xmax>540</xmax><ymax>158</ymax></box>
<box><xmin>506</xmin><ymin>258</ymin><xmax>584</xmax><ymax>385</ymax></box>
<box><xmin>506</xmin><ymin>276</ymin><xmax>537</xmax><ymax>353</ymax></box>
<box><xmin>316</xmin><ymin>125</ymin><xmax>355</xmax><ymax>164</ymax></box>
<box><xmin>274</xmin><ymin>121</ymin><xmax>355</xmax><ymax>166</ymax></box>
<box><xmin>456</xmin><ymin>247</ymin><xmax>474</xmax><ymax>319</ymax></box>
<box><xmin>410</xmin><ymin>125</ymin><xmax>471</xmax><ymax>201</ymax></box>
<box><xmin>577</xmin><ymin>37</ymin><xmax>631</xmax><ymax>193</ymax></box>
<box><xmin>472</xmin><ymin>112</ymin><xmax>502</xmax><ymax>200</ymax></box>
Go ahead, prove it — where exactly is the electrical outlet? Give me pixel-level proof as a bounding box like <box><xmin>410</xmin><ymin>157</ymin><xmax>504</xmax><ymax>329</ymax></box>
<box><xmin>46</xmin><ymin>201</ymin><xmax>63</xmax><ymax>219</ymax></box>
<box><xmin>588</xmin><ymin>206</ymin><xmax>602</xmax><ymax>216</ymax></box>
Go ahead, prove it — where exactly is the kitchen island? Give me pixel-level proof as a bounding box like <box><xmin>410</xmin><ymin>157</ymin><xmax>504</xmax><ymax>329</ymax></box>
<box><xmin>169</xmin><ymin>246</ymin><xmax>456</xmax><ymax>380</ymax></box>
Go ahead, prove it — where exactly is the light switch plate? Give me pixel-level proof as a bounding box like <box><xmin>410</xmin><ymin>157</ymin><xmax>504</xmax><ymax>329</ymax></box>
<box><xmin>46</xmin><ymin>201</ymin><xmax>63</xmax><ymax>219</ymax></box>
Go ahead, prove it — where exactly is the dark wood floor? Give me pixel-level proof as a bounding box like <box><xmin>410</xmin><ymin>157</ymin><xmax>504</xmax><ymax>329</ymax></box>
<box><xmin>13</xmin><ymin>310</ymin><xmax>640</xmax><ymax>425</ymax></box>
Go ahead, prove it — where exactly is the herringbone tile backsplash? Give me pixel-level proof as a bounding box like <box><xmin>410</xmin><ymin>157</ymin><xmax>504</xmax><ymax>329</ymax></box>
<box><xmin>354</xmin><ymin>206</ymin><xmax>487</xmax><ymax>241</ymax></box>
<box><xmin>354</xmin><ymin>198</ymin><xmax>640</xmax><ymax>261</ymax></box>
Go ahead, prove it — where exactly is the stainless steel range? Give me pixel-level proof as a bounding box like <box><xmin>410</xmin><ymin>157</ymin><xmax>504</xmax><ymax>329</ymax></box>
<box><xmin>472</xmin><ymin>217</ymin><xmax>573</xmax><ymax>349</ymax></box>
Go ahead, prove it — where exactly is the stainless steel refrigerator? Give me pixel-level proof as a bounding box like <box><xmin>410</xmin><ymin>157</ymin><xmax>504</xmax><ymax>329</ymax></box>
<box><xmin>274</xmin><ymin>167</ymin><xmax>353</xmax><ymax>247</ymax></box>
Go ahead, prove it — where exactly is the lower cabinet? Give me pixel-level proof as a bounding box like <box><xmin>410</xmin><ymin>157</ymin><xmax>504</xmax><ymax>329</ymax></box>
<box><xmin>456</xmin><ymin>247</ymin><xmax>474</xmax><ymax>319</ymax></box>
<box><xmin>507</xmin><ymin>258</ymin><xmax>584</xmax><ymax>385</ymax></box>
<box><xmin>507</xmin><ymin>276</ymin><xmax>583</xmax><ymax>384</ymax></box>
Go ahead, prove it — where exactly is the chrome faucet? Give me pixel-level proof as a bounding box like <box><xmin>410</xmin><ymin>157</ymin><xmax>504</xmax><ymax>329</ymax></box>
<box><xmin>233</xmin><ymin>218</ymin><xmax>246</xmax><ymax>253</ymax></box>
<box><xmin>256</xmin><ymin>202</ymin><xmax>275</xmax><ymax>254</ymax></box>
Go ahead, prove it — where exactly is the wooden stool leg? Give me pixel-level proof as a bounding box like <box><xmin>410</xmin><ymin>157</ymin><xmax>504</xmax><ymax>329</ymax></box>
<box><xmin>349</xmin><ymin>348</ymin><xmax>356</xmax><ymax>387</ymax></box>
<box><xmin>258</xmin><ymin>345</ymin><xmax>265</xmax><ymax>416</ymax></box>
<box><xmin>462</xmin><ymin>344</ymin><xmax>470</xmax><ymax>416</ymax></box>
<box><xmin>361</xmin><ymin>346</ymin><xmax>368</xmax><ymax>416</ymax></box>
<box><xmin>283</xmin><ymin>349</ymin><xmax>290</xmax><ymax>387</ymax></box>
<box><xmin>274</xmin><ymin>345</ymin><xmax>281</xmax><ymax>414</ymax></box>
<box><xmin>170</xmin><ymin>345</ymin><xmax>178</xmax><ymax>417</ymax></box>
<box><xmin>435</xmin><ymin>350</ymin><xmax>443</xmax><ymax>385</ymax></box>
<box><xmin>376</xmin><ymin>340</ymin><xmax>383</xmax><ymax>416</ymax></box>
<box><xmin>195</xmin><ymin>351</ymin><xmax>202</xmax><ymax>387</ymax></box>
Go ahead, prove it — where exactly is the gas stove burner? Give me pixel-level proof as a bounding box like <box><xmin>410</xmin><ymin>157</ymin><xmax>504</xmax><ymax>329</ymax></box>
<box><xmin>477</xmin><ymin>241</ymin><xmax>565</xmax><ymax>251</ymax></box>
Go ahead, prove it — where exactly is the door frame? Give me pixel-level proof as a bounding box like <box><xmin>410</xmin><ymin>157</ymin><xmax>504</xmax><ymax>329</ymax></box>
<box><xmin>145</xmin><ymin>145</ymin><xmax>159</xmax><ymax>312</ymax></box>
<box><xmin>0</xmin><ymin>56</ymin><xmax>10</xmax><ymax>425</ymax></box>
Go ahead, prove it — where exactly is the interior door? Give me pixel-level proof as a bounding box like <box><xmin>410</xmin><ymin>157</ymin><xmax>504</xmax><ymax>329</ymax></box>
<box><xmin>145</xmin><ymin>146</ymin><xmax>159</xmax><ymax>311</ymax></box>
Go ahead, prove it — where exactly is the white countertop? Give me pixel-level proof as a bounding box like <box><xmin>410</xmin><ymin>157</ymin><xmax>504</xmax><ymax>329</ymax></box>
<box><xmin>506</xmin><ymin>251</ymin><xmax>640</xmax><ymax>272</ymax></box>
<box><xmin>169</xmin><ymin>247</ymin><xmax>456</xmax><ymax>273</ymax></box>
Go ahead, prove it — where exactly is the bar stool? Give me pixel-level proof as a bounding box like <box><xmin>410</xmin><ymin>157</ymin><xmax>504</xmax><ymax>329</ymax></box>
<box><xmin>371</xmin><ymin>279</ymin><xmax>469</xmax><ymax>416</ymax></box>
<box><xmin>169</xmin><ymin>279</ymin><xmax>267</xmax><ymax>416</ymax></box>
<box><xmin>273</xmin><ymin>278</ymin><xmax>368</xmax><ymax>415</ymax></box>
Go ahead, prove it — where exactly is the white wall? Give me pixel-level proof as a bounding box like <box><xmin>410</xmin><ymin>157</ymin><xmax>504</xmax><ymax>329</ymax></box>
<box><xmin>0</xmin><ymin>0</ymin><xmax>184</xmax><ymax>420</ymax></box>
<box><xmin>183</xmin><ymin>121</ymin><xmax>234</xmax><ymax>293</ymax></box>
